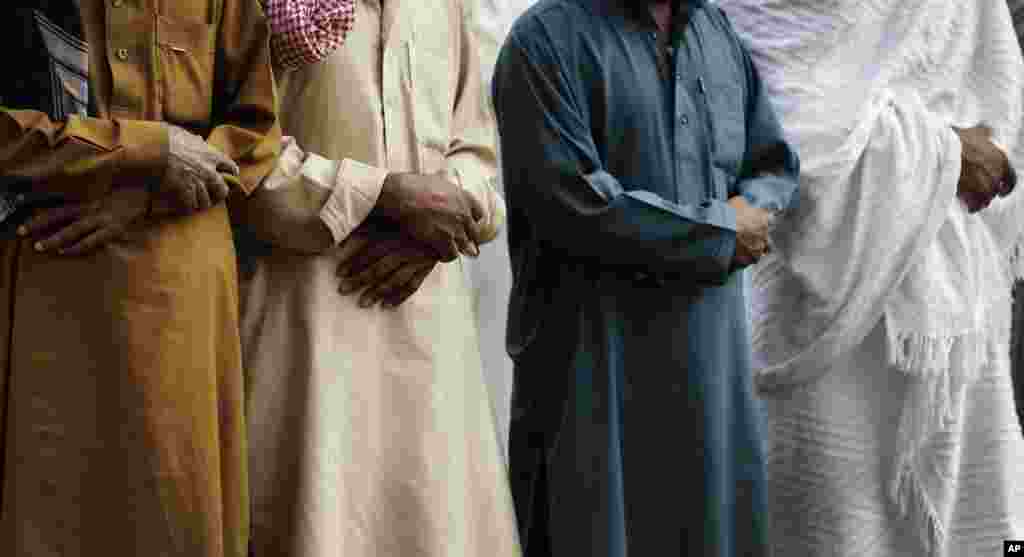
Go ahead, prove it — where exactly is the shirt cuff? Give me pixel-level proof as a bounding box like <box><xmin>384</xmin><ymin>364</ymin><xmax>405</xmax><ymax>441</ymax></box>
<box><xmin>739</xmin><ymin>175</ymin><xmax>796</xmax><ymax>213</ymax></box>
<box><xmin>319</xmin><ymin>158</ymin><xmax>389</xmax><ymax>244</ymax></box>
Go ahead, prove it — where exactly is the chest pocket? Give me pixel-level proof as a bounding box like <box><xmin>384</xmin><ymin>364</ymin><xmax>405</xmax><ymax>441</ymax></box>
<box><xmin>405</xmin><ymin>14</ymin><xmax>455</xmax><ymax>172</ymax></box>
<box><xmin>701</xmin><ymin>30</ymin><xmax>747</xmax><ymax>177</ymax></box>
<box><xmin>156</xmin><ymin>15</ymin><xmax>216</xmax><ymax>129</ymax></box>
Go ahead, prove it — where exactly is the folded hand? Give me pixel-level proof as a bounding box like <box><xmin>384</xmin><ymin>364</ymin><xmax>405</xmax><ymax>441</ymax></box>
<box><xmin>729</xmin><ymin>195</ymin><xmax>772</xmax><ymax>269</ymax></box>
<box><xmin>18</xmin><ymin>184</ymin><xmax>149</xmax><ymax>255</ymax></box>
<box><xmin>373</xmin><ymin>171</ymin><xmax>486</xmax><ymax>262</ymax></box>
<box><xmin>955</xmin><ymin>125</ymin><xmax>1016</xmax><ymax>213</ymax></box>
<box><xmin>335</xmin><ymin>223</ymin><xmax>439</xmax><ymax>309</ymax></box>
<box><xmin>154</xmin><ymin>125</ymin><xmax>240</xmax><ymax>215</ymax></box>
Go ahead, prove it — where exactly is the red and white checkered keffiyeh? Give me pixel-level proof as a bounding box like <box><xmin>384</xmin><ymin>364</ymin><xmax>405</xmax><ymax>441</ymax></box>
<box><xmin>263</xmin><ymin>0</ymin><xmax>355</xmax><ymax>71</ymax></box>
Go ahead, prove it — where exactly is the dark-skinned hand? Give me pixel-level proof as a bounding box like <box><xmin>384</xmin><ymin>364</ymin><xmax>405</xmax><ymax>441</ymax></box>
<box><xmin>373</xmin><ymin>171</ymin><xmax>487</xmax><ymax>262</ymax></box>
<box><xmin>729</xmin><ymin>195</ymin><xmax>772</xmax><ymax>269</ymax></box>
<box><xmin>17</xmin><ymin>184</ymin><xmax>149</xmax><ymax>255</ymax></box>
<box><xmin>335</xmin><ymin>224</ymin><xmax>439</xmax><ymax>309</ymax></box>
<box><xmin>955</xmin><ymin>125</ymin><xmax>1016</xmax><ymax>213</ymax></box>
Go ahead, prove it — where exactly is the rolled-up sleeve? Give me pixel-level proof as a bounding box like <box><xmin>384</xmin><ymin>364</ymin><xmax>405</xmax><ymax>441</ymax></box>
<box><xmin>320</xmin><ymin>157</ymin><xmax>389</xmax><ymax>243</ymax></box>
<box><xmin>234</xmin><ymin>137</ymin><xmax>387</xmax><ymax>252</ymax></box>
<box><xmin>733</xmin><ymin>39</ymin><xmax>800</xmax><ymax>213</ymax></box>
<box><xmin>0</xmin><ymin>109</ymin><xmax>169</xmax><ymax>200</ymax></box>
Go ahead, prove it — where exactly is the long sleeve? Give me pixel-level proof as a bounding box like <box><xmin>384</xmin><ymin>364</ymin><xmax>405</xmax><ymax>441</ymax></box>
<box><xmin>0</xmin><ymin>110</ymin><xmax>168</xmax><ymax>200</ymax></box>
<box><xmin>233</xmin><ymin>137</ymin><xmax>388</xmax><ymax>252</ymax></box>
<box><xmin>492</xmin><ymin>35</ymin><xmax>738</xmax><ymax>281</ymax></box>
<box><xmin>733</xmin><ymin>48</ymin><xmax>800</xmax><ymax>213</ymax></box>
<box><xmin>444</xmin><ymin>0</ymin><xmax>505</xmax><ymax>245</ymax></box>
<box><xmin>209</xmin><ymin>0</ymin><xmax>282</xmax><ymax>195</ymax></box>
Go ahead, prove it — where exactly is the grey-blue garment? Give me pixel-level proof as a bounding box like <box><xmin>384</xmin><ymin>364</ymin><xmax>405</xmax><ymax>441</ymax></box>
<box><xmin>492</xmin><ymin>1</ymin><xmax>799</xmax><ymax>555</ymax></box>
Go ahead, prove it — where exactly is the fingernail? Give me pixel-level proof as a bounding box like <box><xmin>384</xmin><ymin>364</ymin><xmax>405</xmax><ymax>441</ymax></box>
<box><xmin>470</xmin><ymin>244</ymin><xmax>480</xmax><ymax>257</ymax></box>
<box><xmin>16</xmin><ymin>226</ymin><xmax>26</xmax><ymax>236</ymax></box>
<box><xmin>34</xmin><ymin>242</ymin><xmax>44</xmax><ymax>252</ymax></box>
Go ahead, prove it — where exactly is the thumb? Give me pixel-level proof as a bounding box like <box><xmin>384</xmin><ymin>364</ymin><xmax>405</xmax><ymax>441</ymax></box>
<box><xmin>207</xmin><ymin>144</ymin><xmax>240</xmax><ymax>176</ymax></box>
<box><xmin>462</xmin><ymin>189</ymin><xmax>486</xmax><ymax>222</ymax></box>
<box><xmin>215</xmin><ymin>154</ymin><xmax>240</xmax><ymax>177</ymax></box>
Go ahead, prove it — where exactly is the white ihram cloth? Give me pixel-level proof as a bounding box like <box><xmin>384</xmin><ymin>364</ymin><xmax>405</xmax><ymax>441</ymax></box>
<box><xmin>716</xmin><ymin>0</ymin><xmax>1024</xmax><ymax>555</ymax></box>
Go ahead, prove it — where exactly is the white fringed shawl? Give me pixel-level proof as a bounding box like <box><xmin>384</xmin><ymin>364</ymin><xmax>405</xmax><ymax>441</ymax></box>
<box><xmin>716</xmin><ymin>0</ymin><xmax>1024</xmax><ymax>554</ymax></box>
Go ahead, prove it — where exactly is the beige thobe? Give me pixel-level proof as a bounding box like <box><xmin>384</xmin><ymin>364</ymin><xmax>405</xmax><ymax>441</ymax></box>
<box><xmin>239</xmin><ymin>0</ymin><xmax>520</xmax><ymax>555</ymax></box>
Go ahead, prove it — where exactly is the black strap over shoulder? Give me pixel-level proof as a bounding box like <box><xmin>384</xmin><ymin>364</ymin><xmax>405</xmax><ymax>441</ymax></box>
<box><xmin>0</xmin><ymin>2</ymin><xmax>85</xmax><ymax>115</ymax></box>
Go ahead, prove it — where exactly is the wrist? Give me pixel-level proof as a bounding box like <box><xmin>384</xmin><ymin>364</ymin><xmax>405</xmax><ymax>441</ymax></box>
<box><xmin>119</xmin><ymin>121</ymin><xmax>171</xmax><ymax>187</ymax></box>
<box><xmin>374</xmin><ymin>172</ymin><xmax>404</xmax><ymax>218</ymax></box>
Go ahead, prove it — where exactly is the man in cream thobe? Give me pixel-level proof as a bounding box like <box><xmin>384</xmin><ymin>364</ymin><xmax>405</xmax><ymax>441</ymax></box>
<box><xmin>236</xmin><ymin>1</ymin><xmax>521</xmax><ymax>556</ymax></box>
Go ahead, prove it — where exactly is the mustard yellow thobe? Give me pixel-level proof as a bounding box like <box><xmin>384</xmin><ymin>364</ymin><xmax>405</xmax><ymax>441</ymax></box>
<box><xmin>0</xmin><ymin>1</ymin><xmax>280</xmax><ymax>555</ymax></box>
<box><xmin>239</xmin><ymin>0</ymin><xmax>520</xmax><ymax>555</ymax></box>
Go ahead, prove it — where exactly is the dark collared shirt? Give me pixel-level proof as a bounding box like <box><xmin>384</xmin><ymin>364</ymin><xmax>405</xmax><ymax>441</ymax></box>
<box><xmin>494</xmin><ymin>0</ymin><xmax>799</xmax><ymax>352</ymax></box>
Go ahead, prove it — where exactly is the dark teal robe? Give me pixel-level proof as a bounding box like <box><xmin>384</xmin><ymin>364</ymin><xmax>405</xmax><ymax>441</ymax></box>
<box><xmin>492</xmin><ymin>1</ymin><xmax>800</xmax><ymax>555</ymax></box>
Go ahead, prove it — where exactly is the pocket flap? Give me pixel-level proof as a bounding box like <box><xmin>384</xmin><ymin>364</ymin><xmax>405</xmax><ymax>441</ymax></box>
<box><xmin>156</xmin><ymin>16</ymin><xmax>214</xmax><ymax>53</ymax></box>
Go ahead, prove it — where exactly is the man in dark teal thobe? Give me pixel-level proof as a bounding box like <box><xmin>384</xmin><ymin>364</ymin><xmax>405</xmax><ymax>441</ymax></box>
<box><xmin>492</xmin><ymin>0</ymin><xmax>800</xmax><ymax>555</ymax></box>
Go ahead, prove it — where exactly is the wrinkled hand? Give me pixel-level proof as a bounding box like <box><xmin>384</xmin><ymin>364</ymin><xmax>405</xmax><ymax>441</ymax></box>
<box><xmin>374</xmin><ymin>171</ymin><xmax>486</xmax><ymax>262</ymax></box>
<box><xmin>729</xmin><ymin>195</ymin><xmax>772</xmax><ymax>269</ymax></box>
<box><xmin>955</xmin><ymin>125</ymin><xmax>1016</xmax><ymax>213</ymax></box>
<box><xmin>17</xmin><ymin>184</ymin><xmax>149</xmax><ymax>255</ymax></box>
<box><xmin>155</xmin><ymin>125</ymin><xmax>240</xmax><ymax>215</ymax></box>
<box><xmin>335</xmin><ymin>225</ymin><xmax>439</xmax><ymax>309</ymax></box>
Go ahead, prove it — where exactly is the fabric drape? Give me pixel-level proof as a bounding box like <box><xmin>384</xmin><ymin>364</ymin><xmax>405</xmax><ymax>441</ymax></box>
<box><xmin>719</xmin><ymin>1</ymin><xmax>1024</xmax><ymax>553</ymax></box>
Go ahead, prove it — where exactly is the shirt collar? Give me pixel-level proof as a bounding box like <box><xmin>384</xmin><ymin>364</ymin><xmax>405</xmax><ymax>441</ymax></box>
<box><xmin>581</xmin><ymin>0</ymin><xmax>705</xmax><ymax>29</ymax></box>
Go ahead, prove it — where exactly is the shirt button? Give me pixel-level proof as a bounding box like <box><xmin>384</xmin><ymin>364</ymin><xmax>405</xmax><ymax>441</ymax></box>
<box><xmin>679</xmin><ymin>115</ymin><xmax>689</xmax><ymax>126</ymax></box>
<box><xmin>116</xmin><ymin>48</ymin><xmax>129</xmax><ymax>60</ymax></box>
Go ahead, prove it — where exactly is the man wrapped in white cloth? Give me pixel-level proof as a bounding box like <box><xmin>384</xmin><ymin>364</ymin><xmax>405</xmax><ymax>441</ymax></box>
<box><xmin>716</xmin><ymin>1</ymin><xmax>1024</xmax><ymax>555</ymax></box>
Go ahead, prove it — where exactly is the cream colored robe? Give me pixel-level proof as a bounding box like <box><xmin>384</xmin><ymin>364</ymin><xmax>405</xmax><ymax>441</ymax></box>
<box><xmin>241</xmin><ymin>1</ymin><xmax>520</xmax><ymax>555</ymax></box>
